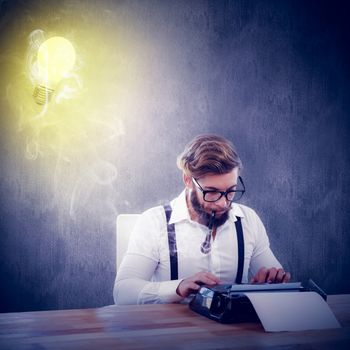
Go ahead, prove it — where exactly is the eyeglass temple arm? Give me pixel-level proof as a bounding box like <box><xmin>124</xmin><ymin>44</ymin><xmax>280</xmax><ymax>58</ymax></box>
<box><xmin>239</xmin><ymin>176</ymin><xmax>245</xmax><ymax>191</ymax></box>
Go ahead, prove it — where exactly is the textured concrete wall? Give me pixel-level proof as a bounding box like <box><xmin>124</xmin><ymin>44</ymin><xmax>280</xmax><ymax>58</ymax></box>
<box><xmin>1</xmin><ymin>0</ymin><xmax>349</xmax><ymax>312</ymax></box>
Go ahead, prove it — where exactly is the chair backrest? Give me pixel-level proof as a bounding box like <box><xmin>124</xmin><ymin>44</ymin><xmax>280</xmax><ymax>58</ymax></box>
<box><xmin>116</xmin><ymin>214</ymin><xmax>140</xmax><ymax>271</ymax></box>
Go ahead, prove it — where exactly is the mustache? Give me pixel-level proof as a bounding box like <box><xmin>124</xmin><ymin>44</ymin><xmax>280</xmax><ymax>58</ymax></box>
<box><xmin>190</xmin><ymin>190</ymin><xmax>230</xmax><ymax>228</ymax></box>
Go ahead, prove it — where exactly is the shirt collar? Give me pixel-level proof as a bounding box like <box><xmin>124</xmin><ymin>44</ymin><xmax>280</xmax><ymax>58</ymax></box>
<box><xmin>229</xmin><ymin>202</ymin><xmax>245</xmax><ymax>221</ymax></box>
<box><xmin>169</xmin><ymin>189</ymin><xmax>245</xmax><ymax>224</ymax></box>
<box><xmin>169</xmin><ymin>190</ymin><xmax>190</xmax><ymax>224</ymax></box>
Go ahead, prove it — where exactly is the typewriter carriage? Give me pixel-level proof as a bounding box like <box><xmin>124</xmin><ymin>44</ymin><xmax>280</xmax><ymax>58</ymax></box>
<box><xmin>189</xmin><ymin>279</ymin><xmax>326</xmax><ymax>324</ymax></box>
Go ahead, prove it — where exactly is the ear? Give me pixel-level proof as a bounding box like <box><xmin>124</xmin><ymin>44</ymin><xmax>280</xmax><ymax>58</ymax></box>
<box><xmin>183</xmin><ymin>174</ymin><xmax>192</xmax><ymax>189</ymax></box>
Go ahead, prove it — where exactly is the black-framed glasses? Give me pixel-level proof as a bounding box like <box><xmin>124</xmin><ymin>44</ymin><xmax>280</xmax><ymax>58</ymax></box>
<box><xmin>192</xmin><ymin>176</ymin><xmax>245</xmax><ymax>202</ymax></box>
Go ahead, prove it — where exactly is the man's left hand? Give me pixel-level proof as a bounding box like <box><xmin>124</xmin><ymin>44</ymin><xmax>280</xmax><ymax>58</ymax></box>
<box><xmin>250</xmin><ymin>267</ymin><xmax>291</xmax><ymax>284</ymax></box>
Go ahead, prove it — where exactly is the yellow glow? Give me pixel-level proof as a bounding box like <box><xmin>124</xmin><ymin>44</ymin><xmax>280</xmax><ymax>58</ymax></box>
<box><xmin>3</xmin><ymin>3</ymin><xmax>155</xmax><ymax>217</ymax></box>
<box><xmin>37</xmin><ymin>36</ymin><xmax>76</xmax><ymax>88</ymax></box>
<box><xmin>7</xmin><ymin>16</ymin><xmax>137</xmax><ymax>162</ymax></box>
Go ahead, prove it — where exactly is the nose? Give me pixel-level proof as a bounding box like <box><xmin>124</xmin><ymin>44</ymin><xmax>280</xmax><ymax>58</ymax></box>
<box><xmin>215</xmin><ymin>195</ymin><xmax>230</xmax><ymax>210</ymax></box>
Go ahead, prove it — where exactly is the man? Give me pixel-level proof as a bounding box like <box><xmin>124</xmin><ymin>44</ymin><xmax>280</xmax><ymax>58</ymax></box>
<box><xmin>114</xmin><ymin>134</ymin><xmax>290</xmax><ymax>304</ymax></box>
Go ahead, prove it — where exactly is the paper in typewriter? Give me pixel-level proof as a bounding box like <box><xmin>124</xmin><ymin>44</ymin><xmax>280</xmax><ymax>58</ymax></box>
<box><xmin>245</xmin><ymin>291</ymin><xmax>341</xmax><ymax>332</ymax></box>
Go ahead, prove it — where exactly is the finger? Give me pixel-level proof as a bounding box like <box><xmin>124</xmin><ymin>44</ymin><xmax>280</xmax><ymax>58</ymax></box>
<box><xmin>275</xmin><ymin>268</ymin><xmax>286</xmax><ymax>283</ymax></box>
<box><xmin>202</xmin><ymin>272</ymin><xmax>221</xmax><ymax>284</ymax></box>
<box><xmin>188</xmin><ymin>281</ymin><xmax>201</xmax><ymax>291</ymax></box>
<box><xmin>195</xmin><ymin>272</ymin><xmax>220</xmax><ymax>284</ymax></box>
<box><xmin>266</xmin><ymin>268</ymin><xmax>278</xmax><ymax>283</ymax></box>
<box><xmin>282</xmin><ymin>272</ymin><xmax>291</xmax><ymax>283</ymax></box>
<box><xmin>194</xmin><ymin>275</ymin><xmax>218</xmax><ymax>285</ymax></box>
<box><xmin>177</xmin><ymin>279</ymin><xmax>201</xmax><ymax>297</ymax></box>
<box><xmin>254</xmin><ymin>267</ymin><xmax>268</xmax><ymax>283</ymax></box>
<box><xmin>178</xmin><ymin>281</ymin><xmax>201</xmax><ymax>298</ymax></box>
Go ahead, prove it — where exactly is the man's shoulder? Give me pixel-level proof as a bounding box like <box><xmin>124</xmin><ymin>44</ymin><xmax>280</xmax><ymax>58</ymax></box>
<box><xmin>129</xmin><ymin>205</ymin><xmax>167</xmax><ymax>239</ymax></box>
<box><xmin>140</xmin><ymin>192</ymin><xmax>185</xmax><ymax>222</ymax></box>
<box><xmin>141</xmin><ymin>204</ymin><xmax>166</xmax><ymax>217</ymax></box>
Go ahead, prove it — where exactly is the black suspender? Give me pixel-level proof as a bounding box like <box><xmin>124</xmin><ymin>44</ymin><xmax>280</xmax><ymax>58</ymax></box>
<box><xmin>163</xmin><ymin>204</ymin><xmax>244</xmax><ymax>283</ymax></box>
<box><xmin>164</xmin><ymin>204</ymin><xmax>178</xmax><ymax>280</ymax></box>
<box><xmin>234</xmin><ymin>217</ymin><xmax>244</xmax><ymax>284</ymax></box>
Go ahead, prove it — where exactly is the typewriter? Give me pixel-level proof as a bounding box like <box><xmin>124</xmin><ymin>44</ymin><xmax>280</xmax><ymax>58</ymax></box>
<box><xmin>189</xmin><ymin>279</ymin><xmax>326</xmax><ymax>324</ymax></box>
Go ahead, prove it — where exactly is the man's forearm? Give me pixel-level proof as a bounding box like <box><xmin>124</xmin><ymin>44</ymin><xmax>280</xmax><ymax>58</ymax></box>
<box><xmin>114</xmin><ymin>278</ymin><xmax>183</xmax><ymax>304</ymax></box>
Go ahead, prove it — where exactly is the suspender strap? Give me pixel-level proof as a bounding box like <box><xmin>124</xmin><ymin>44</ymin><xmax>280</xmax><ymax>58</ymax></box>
<box><xmin>163</xmin><ymin>204</ymin><xmax>178</xmax><ymax>280</ymax></box>
<box><xmin>163</xmin><ymin>205</ymin><xmax>244</xmax><ymax>283</ymax></box>
<box><xmin>234</xmin><ymin>216</ymin><xmax>244</xmax><ymax>284</ymax></box>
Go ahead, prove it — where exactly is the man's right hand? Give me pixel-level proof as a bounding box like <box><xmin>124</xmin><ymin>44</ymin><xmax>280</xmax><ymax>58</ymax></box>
<box><xmin>176</xmin><ymin>272</ymin><xmax>221</xmax><ymax>298</ymax></box>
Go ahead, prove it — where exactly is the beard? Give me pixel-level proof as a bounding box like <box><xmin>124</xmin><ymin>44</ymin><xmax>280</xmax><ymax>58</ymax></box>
<box><xmin>190</xmin><ymin>190</ymin><xmax>231</xmax><ymax>228</ymax></box>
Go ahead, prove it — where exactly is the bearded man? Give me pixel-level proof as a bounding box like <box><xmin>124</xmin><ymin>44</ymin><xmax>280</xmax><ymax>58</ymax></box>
<box><xmin>114</xmin><ymin>134</ymin><xmax>290</xmax><ymax>304</ymax></box>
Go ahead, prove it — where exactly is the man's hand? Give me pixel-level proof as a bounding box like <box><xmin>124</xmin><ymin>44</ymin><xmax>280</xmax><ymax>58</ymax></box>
<box><xmin>176</xmin><ymin>272</ymin><xmax>221</xmax><ymax>298</ymax></box>
<box><xmin>250</xmin><ymin>267</ymin><xmax>291</xmax><ymax>284</ymax></box>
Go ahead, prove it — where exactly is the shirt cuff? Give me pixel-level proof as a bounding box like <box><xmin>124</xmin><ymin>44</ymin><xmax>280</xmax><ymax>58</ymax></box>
<box><xmin>158</xmin><ymin>279</ymin><xmax>185</xmax><ymax>303</ymax></box>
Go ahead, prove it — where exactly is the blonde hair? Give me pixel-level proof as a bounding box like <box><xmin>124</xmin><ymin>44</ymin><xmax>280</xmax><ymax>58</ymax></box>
<box><xmin>177</xmin><ymin>134</ymin><xmax>242</xmax><ymax>178</ymax></box>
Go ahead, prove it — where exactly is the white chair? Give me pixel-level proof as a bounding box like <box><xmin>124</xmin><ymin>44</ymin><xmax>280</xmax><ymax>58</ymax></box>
<box><xmin>116</xmin><ymin>214</ymin><xmax>140</xmax><ymax>271</ymax></box>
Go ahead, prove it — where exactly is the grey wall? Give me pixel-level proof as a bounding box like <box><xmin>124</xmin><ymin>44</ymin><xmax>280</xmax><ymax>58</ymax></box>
<box><xmin>1</xmin><ymin>0</ymin><xmax>349</xmax><ymax>312</ymax></box>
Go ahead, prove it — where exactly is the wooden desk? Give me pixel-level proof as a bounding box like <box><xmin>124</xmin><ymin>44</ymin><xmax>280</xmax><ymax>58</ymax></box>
<box><xmin>1</xmin><ymin>295</ymin><xmax>350</xmax><ymax>349</ymax></box>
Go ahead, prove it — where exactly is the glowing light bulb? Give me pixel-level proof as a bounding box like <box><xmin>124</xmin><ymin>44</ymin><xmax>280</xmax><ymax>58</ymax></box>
<box><xmin>33</xmin><ymin>36</ymin><xmax>76</xmax><ymax>105</ymax></box>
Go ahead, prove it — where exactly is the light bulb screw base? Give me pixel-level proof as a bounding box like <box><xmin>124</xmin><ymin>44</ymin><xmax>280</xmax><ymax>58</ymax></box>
<box><xmin>33</xmin><ymin>85</ymin><xmax>54</xmax><ymax>105</ymax></box>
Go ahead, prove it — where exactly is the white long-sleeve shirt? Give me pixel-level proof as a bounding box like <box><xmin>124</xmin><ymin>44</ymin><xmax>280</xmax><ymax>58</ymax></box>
<box><xmin>113</xmin><ymin>190</ymin><xmax>282</xmax><ymax>304</ymax></box>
